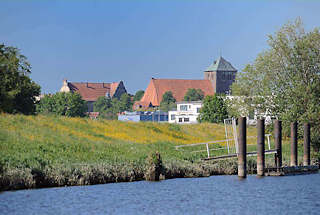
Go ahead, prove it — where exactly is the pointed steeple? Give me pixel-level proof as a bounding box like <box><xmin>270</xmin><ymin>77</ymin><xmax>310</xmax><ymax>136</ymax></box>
<box><xmin>204</xmin><ymin>56</ymin><xmax>237</xmax><ymax>72</ymax></box>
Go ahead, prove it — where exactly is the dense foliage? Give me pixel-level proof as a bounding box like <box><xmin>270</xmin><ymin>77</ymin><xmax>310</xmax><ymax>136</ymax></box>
<box><xmin>93</xmin><ymin>93</ymin><xmax>133</xmax><ymax>119</ymax></box>
<box><xmin>231</xmin><ymin>19</ymin><xmax>320</xmax><ymax>122</ymax></box>
<box><xmin>160</xmin><ymin>91</ymin><xmax>176</xmax><ymax>112</ymax></box>
<box><xmin>0</xmin><ymin>44</ymin><xmax>40</xmax><ymax>114</ymax></box>
<box><xmin>230</xmin><ymin>18</ymin><xmax>320</xmax><ymax>149</ymax></box>
<box><xmin>36</xmin><ymin>92</ymin><xmax>87</xmax><ymax>117</ymax></box>
<box><xmin>199</xmin><ymin>95</ymin><xmax>228</xmax><ymax>123</ymax></box>
<box><xmin>133</xmin><ymin>90</ymin><xmax>144</xmax><ymax>102</ymax></box>
<box><xmin>184</xmin><ymin>88</ymin><xmax>204</xmax><ymax>101</ymax></box>
<box><xmin>118</xmin><ymin>93</ymin><xmax>133</xmax><ymax>112</ymax></box>
<box><xmin>93</xmin><ymin>96</ymin><xmax>112</xmax><ymax>113</ymax></box>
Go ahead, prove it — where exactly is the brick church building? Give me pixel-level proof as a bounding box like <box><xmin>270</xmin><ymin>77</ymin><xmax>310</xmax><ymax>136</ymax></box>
<box><xmin>134</xmin><ymin>56</ymin><xmax>237</xmax><ymax>110</ymax></box>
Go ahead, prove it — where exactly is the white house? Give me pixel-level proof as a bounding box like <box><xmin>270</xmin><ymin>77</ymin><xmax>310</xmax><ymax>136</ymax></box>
<box><xmin>168</xmin><ymin>101</ymin><xmax>202</xmax><ymax>124</ymax></box>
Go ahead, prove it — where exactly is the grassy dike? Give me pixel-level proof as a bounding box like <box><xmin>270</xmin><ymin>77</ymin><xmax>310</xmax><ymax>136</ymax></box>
<box><xmin>0</xmin><ymin>114</ymin><xmax>317</xmax><ymax>191</ymax></box>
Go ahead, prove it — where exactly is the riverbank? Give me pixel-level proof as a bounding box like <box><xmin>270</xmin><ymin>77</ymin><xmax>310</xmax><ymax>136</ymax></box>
<box><xmin>0</xmin><ymin>114</ymin><xmax>318</xmax><ymax>191</ymax></box>
<box><xmin>2</xmin><ymin>157</ymin><xmax>318</xmax><ymax>191</ymax></box>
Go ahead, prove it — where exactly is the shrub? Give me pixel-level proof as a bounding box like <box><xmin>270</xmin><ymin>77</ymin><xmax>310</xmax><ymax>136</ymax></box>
<box><xmin>37</xmin><ymin>92</ymin><xmax>87</xmax><ymax>117</ymax></box>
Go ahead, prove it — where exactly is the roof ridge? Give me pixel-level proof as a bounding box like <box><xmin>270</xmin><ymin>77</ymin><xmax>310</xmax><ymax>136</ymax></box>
<box><xmin>153</xmin><ymin>78</ymin><xmax>208</xmax><ymax>81</ymax></box>
<box><xmin>70</xmin><ymin>82</ymin><xmax>112</xmax><ymax>84</ymax></box>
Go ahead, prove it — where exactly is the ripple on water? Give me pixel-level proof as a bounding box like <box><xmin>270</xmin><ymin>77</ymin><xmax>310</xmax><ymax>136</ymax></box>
<box><xmin>1</xmin><ymin>174</ymin><xmax>320</xmax><ymax>215</ymax></box>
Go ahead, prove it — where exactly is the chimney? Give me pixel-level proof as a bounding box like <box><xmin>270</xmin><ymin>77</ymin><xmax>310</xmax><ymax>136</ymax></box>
<box><xmin>63</xmin><ymin>79</ymin><xmax>68</xmax><ymax>86</ymax></box>
<box><xmin>86</xmin><ymin>82</ymin><xmax>88</xmax><ymax>87</ymax></box>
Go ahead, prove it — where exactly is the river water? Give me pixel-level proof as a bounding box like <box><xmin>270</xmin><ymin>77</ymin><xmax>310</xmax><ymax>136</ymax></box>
<box><xmin>1</xmin><ymin>173</ymin><xmax>320</xmax><ymax>215</ymax></box>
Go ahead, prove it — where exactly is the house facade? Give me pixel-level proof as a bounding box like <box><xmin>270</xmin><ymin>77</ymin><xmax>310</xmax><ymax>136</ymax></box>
<box><xmin>168</xmin><ymin>101</ymin><xmax>202</xmax><ymax>124</ymax></box>
<box><xmin>60</xmin><ymin>79</ymin><xmax>127</xmax><ymax>112</ymax></box>
<box><xmin>134</xmin><ymin>56</ymin><xmax>237</xmax><ymax>110</ymax></box>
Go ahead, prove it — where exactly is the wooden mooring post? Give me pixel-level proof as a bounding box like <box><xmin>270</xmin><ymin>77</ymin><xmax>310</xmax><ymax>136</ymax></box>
<box><xmin>257</xmin><ymin>119</ymin><xmax>265</xmax><ymax>176</ymax></box>
<box><xmin>238</xmin><ymin>117</ymin><xmax>247</xmax><ymax>178</ymax></box>
<box><xmin>304</xmin><ymin>123</ymin><xmax>311</xmax><ymax>166</ymax></box>
<box><xmin>274</xmin><ymin>120</ymin><xmax>282</xmax><ymax>169</ymax></box>
<box><xmin>290</xmin><ymin>122</ymin><xmax>298</xmax><ymax>166</ymax></box>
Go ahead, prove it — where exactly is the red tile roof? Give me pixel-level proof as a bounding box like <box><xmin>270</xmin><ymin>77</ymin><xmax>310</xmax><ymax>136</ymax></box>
<box><xmin>138</xmin><ymin>78</ymin><xmax>214</xmax><ymax>107</ymax></box>
<box><xmin>110</xmin><ymin>82</ymin><xmax>119</xmax><ymax>97</ymax></box>
<box><xmin>68</xmin><ymin>82</ymin><xmax>118</xmax><ymax>101</ymax></box>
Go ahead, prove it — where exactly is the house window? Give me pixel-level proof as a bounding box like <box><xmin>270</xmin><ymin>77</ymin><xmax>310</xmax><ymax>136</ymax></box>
<box><xmin>184</xmin><ymin>118</ymin><xmax>190</xmax><ymax>122</ymax></box>
<box><xmin>171</xmin><ymin>114</ymin><xmax>176</xmax><ymax>120</ymax></box>
<box><xmin>179</xmin><ymin>118</ymin><xmax>183</xmax><ymax>122</ymax></box>
<box><xmin>197</xmin><ymin>108</ymin><xmax>201</xmax><ymax>113</ymax></box>
<box><xmin>180</xmin><ymin>105</ymin><xmax>188</xmax><ymax>111</ymax></box>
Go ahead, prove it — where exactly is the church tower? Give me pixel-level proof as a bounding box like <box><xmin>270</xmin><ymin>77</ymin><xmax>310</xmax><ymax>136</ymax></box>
<box><xmin>204</xmin><ymin>56</ymin><xmax>237</xmax><ymax>94</ymax></box>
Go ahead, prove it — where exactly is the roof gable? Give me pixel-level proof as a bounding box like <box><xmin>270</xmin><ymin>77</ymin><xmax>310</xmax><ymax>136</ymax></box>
<box><xmin>139</xmin><ymin>79</ymin><xmax>158</xmax><ymax>106</ymax></box>
<box><xmin>205</xmin><ymin>56</ymin><xmax>237</xmax><ymax>72</ymax></box>
<box><xmin>140</xmin><ymin>79</ymin><xmax>214</xmax><ymax>106</ymax></box>
<box><xmin>110</xmin><ymin>82</ymin><xmax>120</xmax><ymax>97</ymax></box>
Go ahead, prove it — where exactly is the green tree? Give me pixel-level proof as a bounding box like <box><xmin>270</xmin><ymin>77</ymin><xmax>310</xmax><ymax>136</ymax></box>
<box><xmin>184</xmin><ymin>88</ymin><xmax>204</xmax><ymax>101</ymax></box>
<box><xmin>230</xmin><ymin>18</ymin><xmax>320</xmax><ymax>147</ymax></box>
<box><xmin>119</xmin><ymin>93</ymin><xmax>133</xmax><ymax>112</ymax></box>
<box><xmin>37</xmin><ymin>92</ymin><xmax>87</xmax><ymax>117</ymax></box>
<box><xmin>160</xmin><ymin>91</ymin><xmax>176</xmax><ymax>112</ymax></box>
<box><xmin>199</xmin><ymin>95</ymin><xmax>228</xmax><ymax>123</ymax></box>
<box><xmin>133</xmin><ymin>90</ymin><xmax>144</xmax><ymax>102</ymax></box>
<box><xmin>94</xmin><ymin>93</ymin><xmax>133</xmax><ymax>119</ymax></box>
<box><xmin>93</xmin><ymin>96</ymin><xmax>112</xmax><ymax>113</ymax></box>
<box><xmin>0</xmin><ymin>44</ymin><xmax>40</xmax><ymax>114</ymax></box>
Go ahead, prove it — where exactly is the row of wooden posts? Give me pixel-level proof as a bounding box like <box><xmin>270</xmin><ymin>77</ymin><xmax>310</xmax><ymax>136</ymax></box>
<box><xmin>237</xmin><ymin>117</ymin><xmax>311</xmax><ymax>178</ymax></box>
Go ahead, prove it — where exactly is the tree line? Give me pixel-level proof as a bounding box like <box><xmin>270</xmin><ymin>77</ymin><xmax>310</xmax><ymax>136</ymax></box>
<box><xmin>2</xmin><ymin>17</ymin><xmax>320</xmax><ymax>139</ymax></box>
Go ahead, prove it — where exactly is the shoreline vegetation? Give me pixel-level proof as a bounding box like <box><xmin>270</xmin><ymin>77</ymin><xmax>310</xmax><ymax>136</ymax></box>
<box><xmin>0</xmin><ymin>114</ymin><xmax>318</xmax><ymax>191</ymax></box>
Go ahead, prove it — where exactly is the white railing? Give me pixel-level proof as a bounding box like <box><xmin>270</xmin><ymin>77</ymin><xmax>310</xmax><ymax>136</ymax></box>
<box><xmin>175</xmin><ymin>134</ymin><xmax>272</xmax><ymax>159</ymax></box>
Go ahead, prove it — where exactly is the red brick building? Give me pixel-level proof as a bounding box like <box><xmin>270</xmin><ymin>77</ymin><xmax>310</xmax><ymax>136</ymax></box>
<box><xmin>60</xmin><ymin>79</ymin><xmax>127</xmax><ymax>112</ymax></box>
<box><xmin>134</xmin><ymin>79</ymin><xmax>214</xmax><ymax>109</ymax></box>
<box><xmin>134</xmin><ymin>56</ymin><xmax>237</xmax><ymax>110</ymax></box>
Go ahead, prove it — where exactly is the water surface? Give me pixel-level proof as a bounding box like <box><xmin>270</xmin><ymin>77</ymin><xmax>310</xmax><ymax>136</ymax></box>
<box><xmin>1</xmin><ymin>174</ymin><xmax>320</xmax><ymax>214</ymax></box>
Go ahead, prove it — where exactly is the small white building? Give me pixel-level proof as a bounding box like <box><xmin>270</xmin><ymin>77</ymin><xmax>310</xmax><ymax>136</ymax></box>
<box><xmin>168</xmin><ymin>101</ymin><xmax>202</xmax><ymax>124</ymax></box>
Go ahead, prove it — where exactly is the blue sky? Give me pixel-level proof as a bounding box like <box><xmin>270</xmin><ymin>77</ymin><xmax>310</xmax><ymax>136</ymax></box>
<box><xmin>1</xmin><ymin>0</ymin><xmax>320</xmax><ymax>94</ymax></box>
